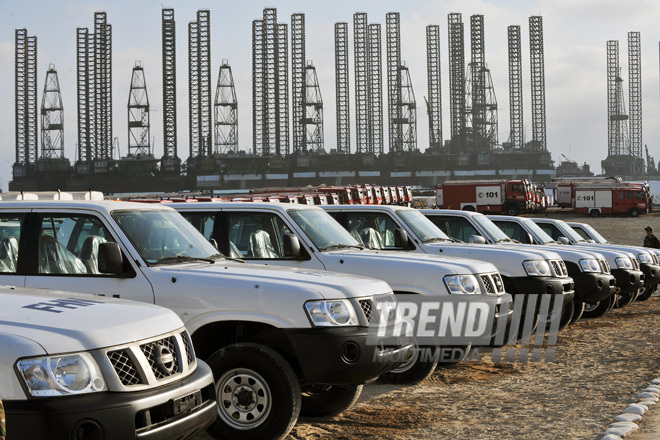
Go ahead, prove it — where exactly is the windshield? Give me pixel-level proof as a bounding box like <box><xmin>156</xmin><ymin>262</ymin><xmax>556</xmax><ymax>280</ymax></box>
<box><xmin>522</xmin><ymin>219</ymin><xmax>555</xmax><ymax>244</ymax></box>
<box><xmin>287</xmin><ymin>208</ymin><xmax>360</xmax><ymax>250</ymax></box>
<box><xmin>472</xmin><ymin>214</ymin><xmax>512</xmax><ymax>242</ymax></box>
<box><xmin>113</xmin><ymin>209</ymin><xmax>221</xmax><ymax>264</ymax></box>
<box><xmin>397</xmin><ymin>210</ymin><xmax>450</xmax><ymax>242</ymax></box>
<box><xmin>579</xmin><ymin>224</ymin><xmax>608</xmax><ymax>243</ymax></box>
<box><xmin>556</xmin><ymin>220</ymin><xmax>587</xmax><ymax>242</ymax></box>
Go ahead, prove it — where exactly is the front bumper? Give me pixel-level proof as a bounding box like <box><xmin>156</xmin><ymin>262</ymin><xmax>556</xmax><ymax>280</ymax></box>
<box><xmin>641</xmin><ymin>263</ymin><xmax>660</xmax><ymax>287</ymax></box>
<box><xmin>507</xmin><ymin>276</ymin><xmax>575</xmax><ymax>301</ymax></box>
<box><xmin>611</xmin><ymin>268</ymin><xmax>645</xmax><ymax>295</ymax></box>
<box><xmin>5</xmin><ymin>360</ymin><xmax>216</xmax><ymax>440</ymax></box>
<box><xmin>572</xmin><ymin>272</ymin><xmax>617</xmax><ymax>303</ymax></box>
<box><xmin>285</xmin><ymin>327</ymin><xmax>414</xmax><ymax>385</ymax></box>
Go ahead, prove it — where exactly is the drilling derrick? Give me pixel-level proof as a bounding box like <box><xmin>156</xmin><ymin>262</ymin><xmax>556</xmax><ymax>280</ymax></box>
<box><xmin>465</xmin><ymin>14</ymin><xmax>497</xmax><ymax>154</ymax></box>
<box><xmin>368</xmin><ymin>23</ymin><xmax>384</xmax><ymax>155</ymax></box>
<box><xmin>40</xmin><ymin>65</ymin><xmax>65</xmax><ymax>160</ymax></box>
<box><xmin>127</xmin><ymin>62</ymin><xmax>151</xmax><ymax>157</ymax></box>
<box><xmin>334</xmin><ymin>22</ymin><xmax>351</xmax><ymax>153</ymax></box>
<box><xmin>353</xmin><ymin>13</ymin><xmax>369</xmax><ymax>153</ymax></box>
<box><xmin>628</xmin><ymin>32</ymin><xmax>642</xmax><ymax>160</ymax></box>
<box><xmin>507</xmin><ymin>25</ymin><xmax>524</xmax><ymax>150</ymax></box>
<box><xmin>447</xmin><ymin>13</ymin><xmax>466</xmax><ymax>151</ymax></box>
<box><xmin>426</xmin><ymin>25</ymin><xmax>443</xmax><ymax>150</ymax></box>
<box><xmin>303</xmin><ymin>62</ymin><xmax>324</xmax><ymax>151</ymax></box>
<box><xmin>529</xmin><ymin>16</ymin><xmax>547</xmax><ymax>151</ymax></box>
<box><xmin>386</xmin><ymin>12</ymin><xmax>402</xmax><ymax>152</ymax></box>
<box><xmin>161</xmin><ymin>8</ymin><xmax>180</xmax><ymax>174</ymax></box>
<box><xmin>14</xmin><ymin>29</ymin><xmax>37</xmax><ymax>178</ymax></box>
<box><xmin>291</xmin><ymin>14</ymin><xmax>305</xmax><ymax>153</ymax></box>
<box><xmin>398</xmin><ymin>64</ymin><xmax>417</xmax><ymax>152</ymax></box>
<box><xmin>94</xmin><ymin>12</ymin><xmax>113</xmax><ymax>162</ymax></box>
<box><xmin>188</xmin><ymin>10</ymin><xmax>211</xmax><ymax>159</ymax></box>
<box><xmin>214</xmin><ymin>60</ymin><xmax>238</xmax><ymax>154</ymax></box>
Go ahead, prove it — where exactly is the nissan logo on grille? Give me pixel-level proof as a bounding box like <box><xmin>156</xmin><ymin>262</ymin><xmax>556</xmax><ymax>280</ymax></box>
<box><xmin>156</xmin><ymin>345</ymin><xmax>175</xmax><ymax>374</ymax></box>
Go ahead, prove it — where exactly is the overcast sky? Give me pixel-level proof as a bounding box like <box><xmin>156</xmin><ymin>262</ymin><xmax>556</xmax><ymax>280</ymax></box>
<box><xmin>1</xmin><ymin>0</ymin><xmax>659</xmax><ymax>191</ymax></box>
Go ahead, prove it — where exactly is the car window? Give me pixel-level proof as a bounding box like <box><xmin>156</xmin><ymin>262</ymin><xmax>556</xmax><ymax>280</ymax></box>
<box><xmin>444</xmin><ymin>217</ymin><xmax>479</xmax><ymax>243</ymax></box>
<box><xmin>225</xmin><ymin>212</ymin><xmax>291</xmax><ymax>259</ymax></box>
<box><xmin>493</xmin><ymin>221</ymin><xmax>530</xmax><ymax>244</ymax></box>
<box><xmin>537</xmin><ymin>223</ymin><xmax>561</xmax><ymax>240</ymax></box>
<box><xmin>0</xmin><ymin>215</ymin><xmax>24</xmax><ymax>274</ymax></box>
<box><xmin>38</xmin><ymin>215</ymin><xmax>113</xmax><ymax>275</ymax></box>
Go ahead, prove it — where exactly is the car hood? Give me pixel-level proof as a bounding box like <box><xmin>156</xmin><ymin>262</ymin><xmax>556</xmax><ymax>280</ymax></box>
<box><xmin>0</xmin><ymin>286</ymin><xmax>183</xmax><ymax>353</ymax></box>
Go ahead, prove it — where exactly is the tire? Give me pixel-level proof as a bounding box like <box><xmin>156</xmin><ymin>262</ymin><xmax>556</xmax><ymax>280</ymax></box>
<box><xmin>435</xmin><ymin>344</ymin><xmax>472</xmax><ymax>369</ymax></box>
<box><xmin>544</xmin><ymin>298</ymin><xmax>573</xmax><ymax>330</ymax></box>
<box><xmin>615</xmin><ymin>291</ymin><xmax>636</xmax><ymax>308</ymax></box>
<box><xmin>300</xmin><ymin>384</ymin><xmax>362</xmax><ymax>418</ymax></box>
<box><xmin>582</xmin><ymin>295</ymin><xmax>615</xmax><ymax>319</ymax></box>
<box><xmin>630</xmin><ymin>208</ymin><xmax>640</xmax><ymax>218</ymax></box>
<box><xmin>206</xmin><ymin>343</ymin><xmax>301</xmax><ymax>440</ymax></box>
<box><xmin>636</xmin><ymin>285</ymin><xmax>655</xmax><ymax>301</ymax></box>
<box><xmin>378</xmin><ymin>344</ymin><xmax>438</xmax><ymax>385</ymax></box>
<box><xmin>569</xmin><ymin>300</ymin><xmax>585</xmax><ymax>324</ymax></box>
<box><xmin>505</xmin><ymin>204</ymin><xmax>520</xmax><ymax>216</ymax></box>
<box><xmin>462</xmin><ymin>205</ymin><xmax>476</xmax><ymax>212</ymax></box>
<box><xmin>589</xmin><ymin>209</ymin><xmax>599</xmax><ymax>218</ymax></box>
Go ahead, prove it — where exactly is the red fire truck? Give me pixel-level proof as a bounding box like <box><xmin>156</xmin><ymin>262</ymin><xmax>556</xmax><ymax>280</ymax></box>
<box><xmin>435</xmin><ymin>179</ymin><xmax>539</xmax><ymax>215</ymax></box>
<box><xmin>551</xmin><ymin>177</ymin><xmax>651</xmax><ymax>216</ymax></box>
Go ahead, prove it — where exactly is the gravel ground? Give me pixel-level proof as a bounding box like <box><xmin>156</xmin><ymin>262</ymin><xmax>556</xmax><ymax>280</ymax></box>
<box><xmin>196</xmin><ymin>212</ymin><xmax>660</xmax><ymax>440</ymax></box>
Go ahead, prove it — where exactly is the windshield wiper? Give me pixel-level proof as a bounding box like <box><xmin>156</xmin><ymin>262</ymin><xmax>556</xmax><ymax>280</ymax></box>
<box><xmin>154</xmin><ymin>255</ymin><xmax>217</xmax><ymax>265</ymax></box>
<box><xmin>322</xmin><ymin>244</ymin><xmax>365</xmax><ymax>251</ymax></box>
<box><xmin>496</xmin><ymin>238</ymin><xmax>514</xmax><ymax>243</ymax></box>
<box><xmin>423</xmin><ymin>237</ymin><xmax>454</xmax><ymax>243</ymax></box>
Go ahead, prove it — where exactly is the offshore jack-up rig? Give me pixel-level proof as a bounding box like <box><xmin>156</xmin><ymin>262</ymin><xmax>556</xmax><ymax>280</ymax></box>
<box><xmin>9</xmin><ymin>8</ymin><xmax>654</xmax><ymax>193</ymax></box>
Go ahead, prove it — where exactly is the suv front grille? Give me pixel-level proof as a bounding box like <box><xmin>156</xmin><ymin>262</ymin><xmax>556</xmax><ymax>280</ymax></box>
<box><xmin>599</xmin><ymin>259</ymin><xmax>610</xmax><ymax>273</ymax></box>
<box><xmin>632</xmin><ymin>258</ymin><xmax>640</xmax><ymax>270</ymax></box>
<box><xmin>480</xmin><ymin>273</ymin><xmax>505</xmax><ymax>294</ymax></box>
<box><xmin>105</xmin><ymin>329</ymin><xmax>194</xmax><ymax>390</ymax></box>
<box><xmin>550</xmin><ymin>260</ymin><xmax>568</xmax><ymax>277</ymax></box>
<box><xmin>360</xmin><ymin>295</ymin><xmax>397</xmax><ymax>324</ymax></box>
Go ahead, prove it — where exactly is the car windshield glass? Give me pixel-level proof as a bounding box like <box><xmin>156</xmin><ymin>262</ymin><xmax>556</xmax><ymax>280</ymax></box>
<box><xmin>580</xmin><ymin>224</ymin><xmax>608</xmax><ymax>243</ymax></box>
<box><xmin>113</xmin><ymin>209</ymin><xmax>221</xmax><ymax>264</ymax></box>
<box><xmin>472</xmin><ymin>214</ymin><xmax>511</xmax><ymax>242</ymax></box>
<box><xmin>287</xmin><ymin>208</ymin><xmax>360</xmax><ymax>250</ymax></box>
<box><xmin>522</xmin><ymin>219</ymin><xmax>555</xmax><ymax>244</ymax></box>
<box><xmin>556</xmin><ymin>221</ymin><xmax>587</xmax><ymax>242</ymax></box>
<box><xmin>397</xmin><ymin>210</ymin><xmax>450</xmax><ymax>242</ymax></box>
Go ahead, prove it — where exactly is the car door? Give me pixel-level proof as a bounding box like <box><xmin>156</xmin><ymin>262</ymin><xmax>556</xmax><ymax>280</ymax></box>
<box><xmin>24</xmin><ymin>210</ymin><xmax>155</xmax><ymax>304</ymax></box>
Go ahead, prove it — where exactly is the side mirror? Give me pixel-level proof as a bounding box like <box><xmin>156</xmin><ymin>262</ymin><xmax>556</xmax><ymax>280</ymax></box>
<box><xmin>98</xmin><ymin>242</ymin><xmax>124</xmax><ymax>274</ymax></box>
<box><xmin>557</xmin><ymin>237</ymin><xmax>570</xmax><ymax>245</ymax></box>
<box><xmin>469</xmin><ymin>235</ymin><xmax>486</xmax><ymax>244</ymax></box>
<box><xmin>394</xmin><ymin>228</ymin><xmax>409</xmax><ymax>248</ymax></box>
<box><xmin>283</xmin><ymin>233</ymin><xmax>302</xmax><ymax>258</ymax></box>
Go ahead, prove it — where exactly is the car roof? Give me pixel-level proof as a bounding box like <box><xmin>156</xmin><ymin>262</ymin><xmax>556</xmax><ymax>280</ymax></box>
<box><xmin>0</xmin><ymin>199</ymin><xmax>176</xmax><ymax>214</ymax></box>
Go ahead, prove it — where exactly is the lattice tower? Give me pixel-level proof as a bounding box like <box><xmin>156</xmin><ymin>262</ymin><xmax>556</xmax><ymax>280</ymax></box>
<box><xmin>386</xmin><ymin>12</ymin><xmax>402</xmax><ymax>152</ymax></box>
<box><xmin>507</xmin><ymin>25</ymin><xmax>524</xmax><ymax>149</ymax></box>
<box><xmin>188</xmin><ymin>10</ymin><xmax>211</xmax><ymax>158</ymax></box>
<box><xmin>398</xmin><ymin>64</ymin><xmax>417</xmax><ymax>152</ymax></box>
<box><xmin>263</xmin><ymin>8</ymin><xmax>278</xmax><ymax>156</ymax></box>
<box><xmin>15</xmin><ymin>29</ymin><xmax>38</xmax><ymax>170</ymax></box>
<box><xmin>334</xmin><ymin>22</ymin><xmax>351</xmax><ymax>153</ymax></box>
<box><xmin>277</xmin><ymin>22</ymin><xmax>290</xmax><ymax>156</ymax></box>
<box><xmin>304</xmin><ymin>62</ymin><xmax>324</xmax><ymax>151</ymax></box>
<box><xmin>466</xmin><ymin>14</ymin><xmax>486</xmax><ymax>152</ymax></box>
<box><xmin>41</xmin><ymin>64</ymin><xmax>65</xmax><ymax>159</ymax></box>
<box><xmin>214</xmin><ymin>60</ymin><xmax>238</xmax><ymax>153</ymax></box>
<box><xmin>353</xmin><ymin>13</ymin><xmax>369</xmax><ymax>153</ymax></box>
<box><xmin>291</xmin><ymin>14</ymin><xmax>306</xmax><ymax>152</ymax></box>
<box><xmin>447</xmin><ymin>13</ymin><xmax>466</xmax><ymax>148</ymax></box>
<box><xmin>628</xmin><ymin>31</ymin><xmax>642</xmax><ymax>159</ymax></box>
<box><xmin>607</xmin><ymin>40</ymin><xmax>629</xmax><ymax>156</ymax></box>
<box><xmin>529</xmin><ymin>16</ymin><xmax>547</xmax><ymax>151</ymax></box>
<box><xmin>127</xmin><ymin>62</ymin><xmax>151</xmax><ymax>156</ymax></box>
<box><xmin>188</xmin><ymin>20</ymin><xmax>199</xmax><ymax>157</ymax></box>
<box><xmin>252</xmin><ymin>19</ymin><xmax>264</xmax><ymax>155</ymax></box>
<box><xmin>368</xmin><ymin>23</ymin><xmax>383</xmax><ymax>155</ymax></box>
<box><xmin>94</xmin><ymin>12</ymin><xmax>112</xmax><ymax>160</ymax></box>
<box><xmin>426</xmin><ymin>25</ymin><xmax>443</xmax><ymax>150</ymax></box>
<box><xmin>161</xmin><ymin>9</ymin><xmax>178</xmax><ymax>162</ymax></box>
<box><xmin>76</xmin><ymin>28</ymin><xmax>92</xmax><ymax>164</ymax></box>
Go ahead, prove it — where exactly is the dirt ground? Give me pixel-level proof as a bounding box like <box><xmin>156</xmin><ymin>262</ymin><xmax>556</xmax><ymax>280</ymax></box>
<box><xmin>195</xmin><ymin>212</ymin><xmax>660</xmax><ymax>440</ymax></box>
<box><xmin>287</xmin><ymin>212</ymin><xmax>660</xmax><ymax>440</ymax></box>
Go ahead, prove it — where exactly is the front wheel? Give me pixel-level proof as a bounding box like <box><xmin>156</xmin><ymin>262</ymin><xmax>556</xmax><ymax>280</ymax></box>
<box><xmin>615</xmin><ymin>290</ymin><xmax>637</xmax><ymax>308</ymax></box>
<box><xmin>300</xmin><ymin>384</ymin><xmax>362</xmax><ymax>418</ymax></box>
<box><xmin>630</xmin><ymin>208</ymin><xmax>640</xmax><ymax>218</ymax></box>
<box><xmin>378</xmin><ymin>344</ymin><xmax>438</xmax><ymax>385</ymax></box>
<box><xmin>582</xmin><ymin>295</ymin><xmax>615</xmax><ymax>319</ymax></box>
<box><xmin>206</xmin><ymin>343</ymin><xmax>301</xmax><ymax>440</ymax></box>
<box><xmin>569</xmin><ymin>300</ymin><xmax>585</xmax><ymax>324</ymax></box>
<box><xmin>636</xmin><ymin>285</ymin><xmax>656</xmax><ymax>301</ymax></box>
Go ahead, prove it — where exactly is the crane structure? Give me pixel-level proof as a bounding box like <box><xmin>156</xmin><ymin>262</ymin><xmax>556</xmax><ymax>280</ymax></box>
<box><xmin>213</xmin><ymin>60</ymin><xmax>238</xmax><ymax>154</ymax></box>
<box><xmin>426</xmin><ymin>24</ymin><xmax>442</xmax><ymax>151</ymax></box>
<box><xmin>161</xmin><ymin>8</ymin><xmax>180</xmax><ymax>174</ymax></box>
<box><xmin>334</xmin><ymin>22</ymin><xmax>351</xmax><ymax>153</ymax></box>
<box><xmin>507</xmin><ymin>25</ymin><xmax>524</xmax><ymax>150</ymax></box>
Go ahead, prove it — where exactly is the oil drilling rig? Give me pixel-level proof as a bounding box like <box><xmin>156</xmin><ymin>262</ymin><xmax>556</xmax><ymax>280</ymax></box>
<box><xmin>11</xmin><ymin>7</ymin><xmax>583</xmax><ymax>193</ymax></box>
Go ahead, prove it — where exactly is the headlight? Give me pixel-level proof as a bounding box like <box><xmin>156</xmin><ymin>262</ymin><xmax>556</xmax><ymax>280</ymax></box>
<box><xmin>522</xmin><ymin>260</ymin><xmax>551</xmax><ymax>277</ymax></box>
<box><xmin>305</xmin><ymin>300</ymin><xmax>359</xmax><ymax>326</ymax></box>
<box><xmin>17</xmin><ymin>352</ymin><xmax>107</xmax><ymax>397</ymax></box>
<box><xmin>444</xmin><ymin>275</ymin><xmax>481</xmax><ymax>294</ymax></box>
<box><xmin>615</xmin><ymin>257</ymin><xmax>633</xmax><ymax>270</ymax></box>
<box><xmin>579</xmin><ymin>259</ymin><xmax>601</xmax><ymax>272</ymax></box>
<box><xmin>638</xmin><ymin>253</ymin><xmax>654</xmax><ymax>264</ymax></box>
